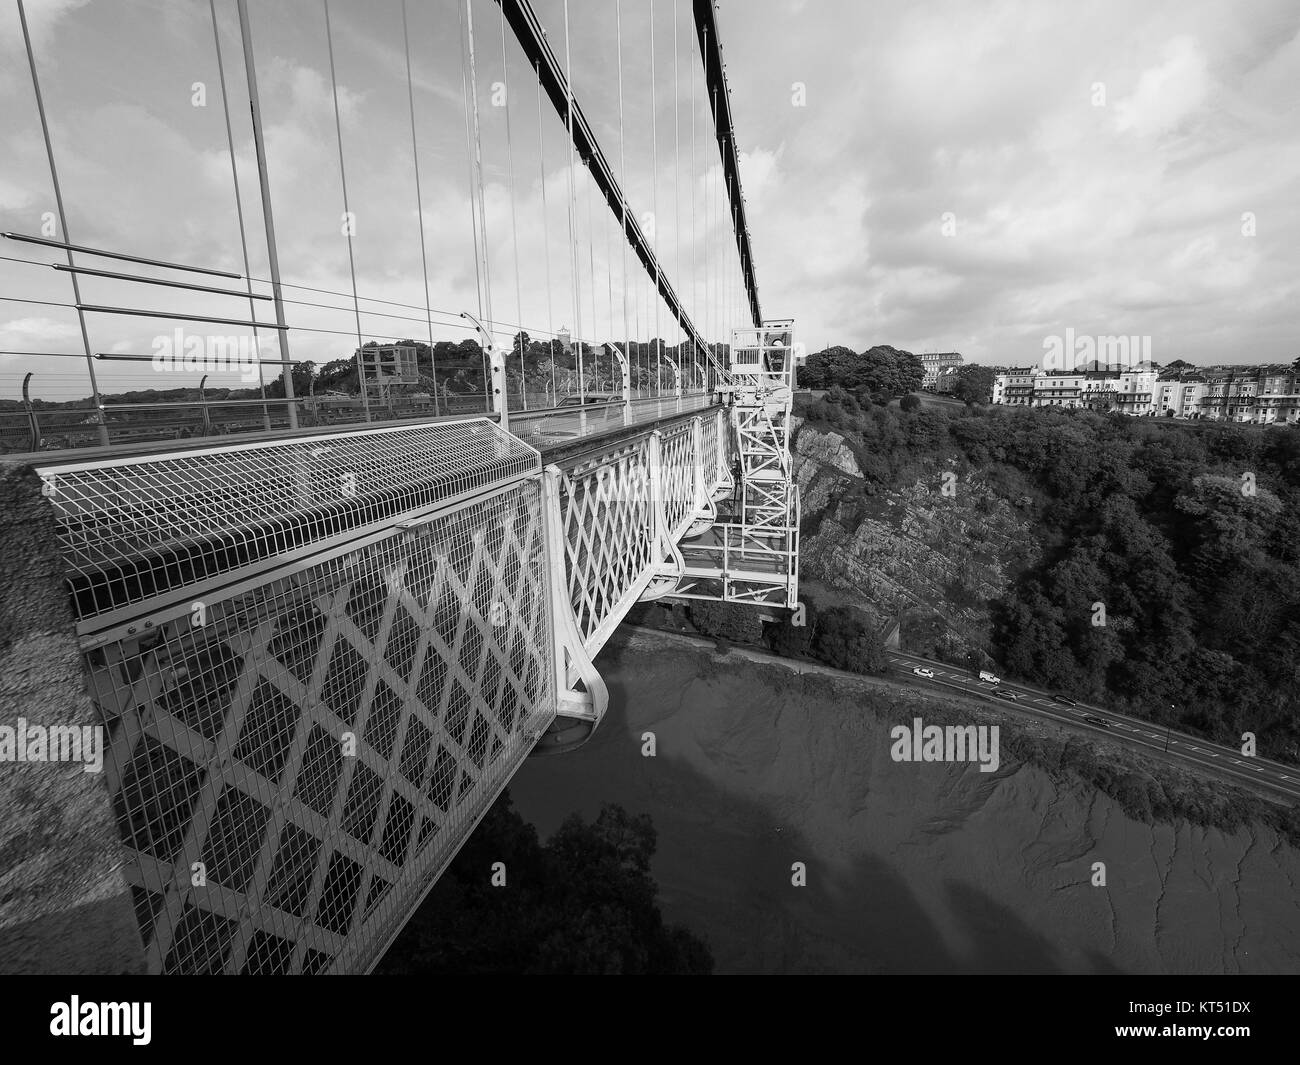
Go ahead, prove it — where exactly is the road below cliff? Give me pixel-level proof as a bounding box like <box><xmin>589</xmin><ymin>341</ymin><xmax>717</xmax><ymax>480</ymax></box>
<box><xmin>510</xmin><ymin>630</ymin><xmax>1300</xmax><ymax>974</ymax></box>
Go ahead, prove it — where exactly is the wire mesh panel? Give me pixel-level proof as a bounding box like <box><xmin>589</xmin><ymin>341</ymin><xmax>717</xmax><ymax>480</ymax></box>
<box><xmin>77</xmin><ymin>480</ymin><xmax>553</xmax><ymax>974</ymax></box>
<box><xmin>659</xmin><ymin>425</ymin><xmax>697</xmax><ymax>536</ymax></box>
<box><xmin>701</xmin><ymin>410</ymin><xmax>721</xmax><ymax>484</ymax></box>
<box><xmin>554</xmin><ymin>411</ymin><xmax>723</xmax><ymax>645</ymax></box>
<box><xmin>558</xmin><ymin>438</ymin><xmax>657</xmax><ymax>642</ymax></box>
<box><xmin>36</xmin><ymin>419</ymin><xmax>536</xmax><ymax>632</ymax></box>
<box><xmin>506</xmin><ymin>391</ymin><xmax>717</xmax><ymax>452</ymax></box>
<box><xmin>33</xmin><ymin>421</ymin><xmax>553</xmax><ymax>974</ymax></box>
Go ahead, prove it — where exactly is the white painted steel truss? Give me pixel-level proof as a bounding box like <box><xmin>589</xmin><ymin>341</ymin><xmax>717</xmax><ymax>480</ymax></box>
<box><xmin>672</xmin><ymin>321</ymin><xmax>801</xmax><ymax>609</ymax></box>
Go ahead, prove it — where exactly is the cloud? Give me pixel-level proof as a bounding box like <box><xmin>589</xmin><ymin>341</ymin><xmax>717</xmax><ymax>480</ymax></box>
<box><xmin>0</xmin><ymin>315</ymin><xmax>78</xmax><ymax>349</ymax></box>
<box><xmin>2</xmin><ymin>0</ymin><xmax>1299</xmax><ymax>397</ymax></box>
<box><xmin>0</xmin><ymin>0</ymin><xmax>90</xmax><ymax>59</ymax></box>
<box><xmin>1113</xmin><ymin>36</ymin><xmax>1211</xmax><ymax>138</ymax></box>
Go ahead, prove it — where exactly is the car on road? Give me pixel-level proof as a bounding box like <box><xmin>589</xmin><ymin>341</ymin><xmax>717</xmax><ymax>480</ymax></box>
<box><xmin>1083</xmin><ymin>715</ymin><xmax>1111</xmax><ymax>728</ymax></box>
<box><xmin>993</xmin><ymin>688</ymin><xmax>1020</xmax><ymax>700</ymax></box>
<box><xmin>1051</xmin><ymin>693</ymin><xmax>1078</xmax><ymax>705</ymax></box>
<box><xmin>911</xmin><ymin>667</ymin><xmax>935</xmax><ymax>679</ymax></box>
<box><xmin>978</xmin><ymin>670</ymin><xmax>1000</xmax><ymax>684</ymax></box>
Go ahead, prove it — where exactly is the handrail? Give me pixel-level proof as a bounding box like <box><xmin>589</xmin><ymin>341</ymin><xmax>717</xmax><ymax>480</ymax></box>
<box><xmin>52</xmin><ymin>263</ymin><xmax>271</xmax><ymax>299</ymax></box>
<box><xmin>77</xmin><ymin>304</ymin><xmax>286</xmax><ymax>329</ymax></box>
<box><xmin>1</xmin><ymin>231</ymin><xmax>242</xmax><ymax>279</ymax></box>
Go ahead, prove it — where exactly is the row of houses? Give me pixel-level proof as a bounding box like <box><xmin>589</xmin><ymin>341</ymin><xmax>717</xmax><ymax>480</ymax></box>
<box><xmin>985</xmin><ymin>364</ymin><xmax>1300</xmax><ymax>423</ymax></box>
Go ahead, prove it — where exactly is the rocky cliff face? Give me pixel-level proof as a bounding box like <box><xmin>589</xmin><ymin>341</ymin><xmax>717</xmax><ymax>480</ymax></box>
<box><xmin>511</xmin><ymin>637</ymin><xmax>1300</xmax><ymax>974</ymax></box>
<box><xmin>791</xmin><ymin>416</ymin><xmax>1035</xmax><ymax>663</ymax></box>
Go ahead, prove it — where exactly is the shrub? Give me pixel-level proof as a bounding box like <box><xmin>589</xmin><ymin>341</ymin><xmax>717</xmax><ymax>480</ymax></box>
<box><xmin>812</xmin><ymin>606</ymin><xmax>887</xmax><ymax>674</ymax></box>
<box><xmin>689</xmin><ymin>600</ymin><xmax>765</xmax><ymax>645</ymax></box>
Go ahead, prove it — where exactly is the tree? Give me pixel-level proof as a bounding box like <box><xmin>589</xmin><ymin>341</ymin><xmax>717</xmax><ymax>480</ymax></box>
<box><xmin>854</xmin><ymin>345</ymin><xmax>925</xmax><ymax>404</ymax></box>
<box><xmin>689</xmin><ymin>600</ymin><xmax>765</xmax><ymax>645</ymax></box>
<box><xmin>778</xmin><ymin>393</ymin><xmax>1300</xmax><ymax>760</ymax></box>
<box><xmin>798</xmin><ymin>345</ymin><xmax>856</xmax><ymax>389</ymax></box>
<box><xmin>290</xmin><ymin>359</ymin><xmax>316</xmax><ymax>397</ymax></box>
<box><xmin>813</xmin><ymin>606</ymin><xmax>887</xmax><ymax>674</ymax></box>
<box><xmin>265</xmin><ymin>359</ymin><xmax>318</xmax><ymax>399</ymax></box>
<box><xmin>378</xmin><ymin>793</ymin><xmax>712</xmax><ymax>974</ymax></box>
<box><xmin>316</xmin><ymin>358</ymin><xmax>358</xmax><ymax>392</ymax></box>
<box><xmin>899</xmin><ymin>393</ymin><xmax>922</xmax><ymax>412</ymax></box>
<box><xmin>825</xmin><ymin>385</ymin><xmax>861</xmax><ymax>415</ymax></box>
<box><xmin>766</xmin><ymin>598</ymin><xmax>818</xmax><ymax>657</ymax></box>
<box><xmin>952</xmin><ymin>365</ymin><xmax>998</xmax><ymax>406</ymax></box>
<box><xmin>797</xmin><ymin>344</ymin><xmax>923</xmax><ymax>398</ymax></box>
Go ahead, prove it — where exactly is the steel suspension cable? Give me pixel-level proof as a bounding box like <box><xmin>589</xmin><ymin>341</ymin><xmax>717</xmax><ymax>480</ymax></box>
<box><xmin>585</xmin><ymin>163</ymin><xmax>598</xmax><ymax>386</ymax></box>
<box><xmin>716</xmin><ymin>146</ymin><xmax>724</xmax><ymax>360</ymax></box>
<box><xmin>706</xmin><ymin>82</ymin><xmax>714</xmax><ymax>373</ymax></box>
<box><xmin>466</xmin><ymin>1</ymin><xmax>493</xmax><ymax>353</ymax></box>
<box><xmin>650</xmin><ymin>0</ymin><xmax>661</xmax><ymax>396</ymax></box>
<box><xmin>402</xmin><ymin>0</ymin><xmax>439</xmax><ymax>415</ymax></box>
<box><xmin>459</xmin><ymin>2</ymin><xmax>484</xmax><ymax>327</ymax></box>
<box><xmin>733</xmin><ymin>191</ymin><xmax>740</xmax><ymax>335</ymax></box>
<box><xmin>690</xmin><ymin>20</ymin><xmax>698</xmax><ymax>389</ymax></box>
<box><xmin>16</xmin><ymin>0</ymin><xmax>107</xmax><ymax>443</ymax></box>
<box><xmin>536</xmin><ymin>62</ymin><xmax>556</xmax><ymax>404</ymax></box>
<box><xmin>605</xmin><ymin>203</ymin><xmax>613</xmax><ymax>386</ymax></box>
<box><xmin>562</xmin><ymin>0</ymin><xmax>584</xmax><ymax>401</ymax></box>
<box><xmin>500</xmin><ymin>5</ymin><xmax>526</xmax><ymax>408</ymax></box>
<box><xmin>209</xmin><ymin>0</ymin><xmax>269</xmax><ymax>429</ymax></box>
<box><xmin>460</xmin><ymin>0</ymin><xmax>491</xmax><ymax>408</ymax></box>
<box><xmin>616</xmin><ymin>0</ymin><xmax>630</xmax><ymax>392</ymax></box>
<box><xmin>323</xmin><ymin>0</ymin><xmax>372</xmax><ymax>422</ymax></box>
<box><xmin>672</xmin><ymin>0</ymin><xmax>682</xmax><ymax>389</ymax></box>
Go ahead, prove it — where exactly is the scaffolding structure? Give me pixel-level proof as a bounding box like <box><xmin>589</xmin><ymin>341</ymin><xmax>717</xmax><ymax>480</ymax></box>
<box><xmin>358</xmin><ymin>344</ymin><xmax>420</xmax><ymax>411</ymax></box>
<box><xmin>673</xmin><ymin>320</ymin><xmax>801</xmax><ymax>609</ymax></box>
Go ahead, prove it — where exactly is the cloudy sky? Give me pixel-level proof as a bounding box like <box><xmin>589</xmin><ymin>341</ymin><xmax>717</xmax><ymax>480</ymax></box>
<box><xmin>1</xmin><ymin>0</ymin><xmax>1297</xmax><ymax>403</ymax></box>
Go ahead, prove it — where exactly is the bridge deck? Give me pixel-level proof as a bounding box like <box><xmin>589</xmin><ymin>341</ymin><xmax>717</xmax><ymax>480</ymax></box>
<box><xmin>7</xmin><ymin>392</ymin><xmax>719</xmax><ymax>470</ymax></box>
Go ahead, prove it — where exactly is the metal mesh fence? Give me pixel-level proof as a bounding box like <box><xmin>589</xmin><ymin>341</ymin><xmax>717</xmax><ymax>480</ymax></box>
<box><xmin>76</xmin><ymin>479</ymin><xmax>553</xmax><ymax>974</ymax></box>
<box><xmin>701</xmin><ymin>410</ymin><xmax>721</xmax><ymax>486</ymax></box>
<box><xmin>659</xmin><ymin>425</ymin><xmax>697</xmax><ymax>536</ymax></box>
<box><xmin>37</xmin><ymin>422</ymin><xmax>553</xmax><ymax>974</ymax></box>
<box><xmin>554</xmin><ymin>409</ymin><xmax>725</xmax><ymax>643</ymax></box>
<box><xmin>37</xmin><ymin>419</ymin><xmax>535</xmax><ymax>631</ymax></box>
<box><xmin>509</xmin><ymin>392</ymin><xmax>716</xmax><ymax>452</ymax></box>
<box><xmin>0</xmin><ymin>394</ymin><xmax>501</xmax><ymax>456</ymax></box>
<box><xmin>558</xmin><ymin>438</ymin><xmax>657</xmax><ymax>642</ymax></box>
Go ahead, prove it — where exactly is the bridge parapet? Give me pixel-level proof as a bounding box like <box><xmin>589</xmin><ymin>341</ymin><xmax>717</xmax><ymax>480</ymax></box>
<box><xmin>12</xmin><ymin>420</ymin><xmax>556</xmax><ymax>973</ymax></box>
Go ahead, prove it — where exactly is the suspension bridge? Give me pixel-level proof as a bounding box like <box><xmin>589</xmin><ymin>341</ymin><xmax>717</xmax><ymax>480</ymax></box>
<box><xmin>0</xmin><ymin>0</ymin><xmax>800</xmax><ymax>974</ymax></box>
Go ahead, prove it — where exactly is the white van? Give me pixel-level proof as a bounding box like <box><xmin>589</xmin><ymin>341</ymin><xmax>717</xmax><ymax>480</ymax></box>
<box><xmin>978</xmin><ymin>670</ymin><xmax>1000</xmax><ymax>684</ymax></box>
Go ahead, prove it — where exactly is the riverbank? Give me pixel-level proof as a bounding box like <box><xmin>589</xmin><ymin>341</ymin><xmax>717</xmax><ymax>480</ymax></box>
<box><xmin>510</xmin><ymin>630</ymin><xmax>1300</xmax><ymax>973</ymax></box>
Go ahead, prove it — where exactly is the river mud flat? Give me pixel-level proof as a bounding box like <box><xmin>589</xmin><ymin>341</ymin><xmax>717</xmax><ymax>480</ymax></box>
<box><xmin>510</xmin><ymin>631</ymin><xmax>1300</xmax><ymax>974</ymax></box>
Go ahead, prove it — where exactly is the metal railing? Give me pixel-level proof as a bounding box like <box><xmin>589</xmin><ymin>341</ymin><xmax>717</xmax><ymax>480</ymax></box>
<box><xmin>2</xmin><ymin>368</ymin><xmax>718</xmax><ymax>457</ymax></box>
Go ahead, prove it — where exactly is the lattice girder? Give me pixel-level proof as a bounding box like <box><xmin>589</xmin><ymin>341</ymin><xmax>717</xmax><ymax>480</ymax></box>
<box><xmin>41</xmin><ymin>422</ymin><xmax>558</xmax><ymax>974</ymax></box>
<box><xmin>674</xmin><ymin>322</ymin><xmax>801</xmax><ymax>610</ymax></box>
